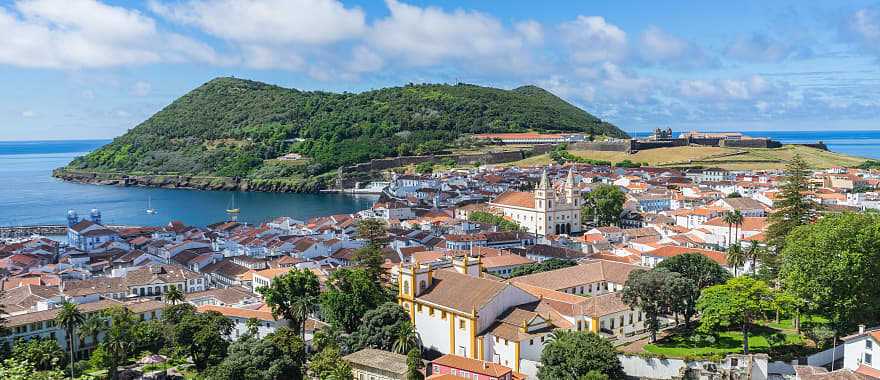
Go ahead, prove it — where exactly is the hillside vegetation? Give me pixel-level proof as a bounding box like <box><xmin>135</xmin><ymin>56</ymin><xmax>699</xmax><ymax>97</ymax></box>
<box><xmin>506</xmin><ymin>145</ymin><xmax>867</xmax><ymax>170</ymax></box>
<box><xmin>65</xmin><ymin>77</ymin><xmax>625</xmax><ymax>181</ymax></box>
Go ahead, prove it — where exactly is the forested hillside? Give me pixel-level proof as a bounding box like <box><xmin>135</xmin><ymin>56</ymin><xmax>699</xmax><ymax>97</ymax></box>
<box><xmin>65</xmin><ymin>77</ymin><xmax>625</xmax><ymax>178</ymax></box>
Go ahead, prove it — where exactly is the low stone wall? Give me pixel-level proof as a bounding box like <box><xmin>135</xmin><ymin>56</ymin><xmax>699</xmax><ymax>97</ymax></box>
<box><xmin>720</xmin><ymin>139</ymin><xmax>781</xmax><ymax>149</ymax></box>
<box><xmin>569</xmin><ymin>141</ymin><xmax>633</xmax><ymax>152</ymax></box>
<box><xmin>344</xmin><ymin>150</ymin><xmax>528</xmax><ymax>173</ymax></box>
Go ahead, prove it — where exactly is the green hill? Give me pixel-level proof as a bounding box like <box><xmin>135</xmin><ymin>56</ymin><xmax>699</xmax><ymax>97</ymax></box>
<box><xmin>64</xmin><ymin>77</ymin><xmax>625</xmax><ymax>180</ymax></box>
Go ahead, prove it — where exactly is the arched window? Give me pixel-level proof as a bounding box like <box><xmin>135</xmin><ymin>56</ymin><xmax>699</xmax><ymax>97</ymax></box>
<box><xmin>403</xmin><ymin>280</ymin><xmax>410</xmax><ymax>294</ymax></box>
<box><xmin>419</xmin><ymin>280</ymin><xmax>427</xmax><ymax>292</ymax></box>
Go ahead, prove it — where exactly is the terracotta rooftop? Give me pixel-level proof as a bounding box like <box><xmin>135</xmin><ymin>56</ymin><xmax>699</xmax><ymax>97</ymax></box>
<box><xmin>490</xmin><ymin>191</ymin><xmax>535</xmax><ymax>209</ymax></box>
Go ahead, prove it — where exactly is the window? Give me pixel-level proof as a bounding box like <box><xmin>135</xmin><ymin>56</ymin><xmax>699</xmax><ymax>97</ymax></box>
<box><xmin>417</xmin><ymin>304</ymin><xmax>422</xmax><ymax>313</ymax></box>
<box><xmin>433</xmin><ymin>365</ymin><xmax>440</xmax><ymax>373</ymax></box>
<box><xmin>459</xmin><ymin>320</ymin><xmax>466</xmax><ymax>330</ymax></box>
<box><xmin>530</xmin><ymin>338</ymin><xmax>534</xmax><ymax>345</ymax></box>
<box><xmin>869</xmin><ymin>340</ymin><xmax>874</xmax><ymax>350</ymax></box>
<box><xmin>867</xmin><ymin>353</ymin><xmax>873</xmax><ymax>365</ymax></box>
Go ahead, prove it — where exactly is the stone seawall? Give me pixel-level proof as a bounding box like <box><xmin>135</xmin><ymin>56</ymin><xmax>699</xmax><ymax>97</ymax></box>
<box><xmin>52</xmin><ymin>169</ymin><xmax>326</xmax><ymax>193</ymax></box>
<box><xmin>344</xmin><ymin>150</ymin><xmax>529</xmax><ymax>173</ymax></box>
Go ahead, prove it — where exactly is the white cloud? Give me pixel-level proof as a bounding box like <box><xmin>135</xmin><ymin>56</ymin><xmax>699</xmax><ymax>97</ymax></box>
<box><xmin>0</xmin><ymin>0</ymin><xmax>222</xmax><ymax>68</ymax></box>
<box><xmin>131</xmin><ymin>81</ymin><xmax>152</xmax><ymax>96</ymax></box>
<box><xmin>843</xmin><ymin>7</ymin><xmax>880</xmax><ymax>54</ymax></box>
<box><xmin>21</xmin><ymin>109</ymin><xmax>36</xmax><ymax>118</ymax></box>
<box><xmin>515</xmin><ymin>20</ymin><xmax>544</xmax><ymax>44</ymax></box>
<box><xmin>148</xmin><ymin>0</ymin><xmax>366</xmax><ymax>45</ymax></box>
<box><xmin>347</xmin><ymin>45</ymin><xmax>384</xmax><ymax>73</ymax></box>
<box><xmin>725</xmin><ymin>33</ymin><xmax>811</xmax><ymax>62</ymax></box>
<box><xmin>369</xmin><ymin>0</ymin><xmax>529</xmax><ymax>69</ymax></box>
<box><xmin>559</xmin><ymin>16</ymin><xmax>627</xmax><ymax>63</ymax></box>
<box><xmin>678</xmin><ymin>75</ymin><xmax>775</xmax><ymax>101</ymax></box>
<box><xmin>639</xmin><ymin>26</ymin><xmax>687</xmax><ymax>61</ymax></box>
<box><xmin>599</xmin><ymin>62</ymin><xmax>653</xmax><ymax>100</ymax></box>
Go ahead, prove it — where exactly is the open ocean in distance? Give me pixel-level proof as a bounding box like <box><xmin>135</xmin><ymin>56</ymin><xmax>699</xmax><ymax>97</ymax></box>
<box><xmin>1</xmin><ymin>130</ymin><xmax>878</xmax><ymax>227</ymax></box>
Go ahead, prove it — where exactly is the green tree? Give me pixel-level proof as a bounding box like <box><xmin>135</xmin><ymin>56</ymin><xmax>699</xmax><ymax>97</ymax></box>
<box><xmin>766</xmin><ymin>154</ymin><xmax>817</xmax><ymax>253</ymax></box>
<box><xmin>352</xmin><ymin>302</ymin><xmax>412</xmax><ymax>352</ymax></box>
<box><xmin>102</xmin><ymin>307</ymin><xmax>137</xmax><ymax>380</ymax></box>
<box><xmin>655</xmin><ymin>253</ymin><xmax>730</xmax><ymax>328</ymax></box>
<box><xmin>406</xmin><ymin>347</ymin><xmax>424</xmax><ymax>380</ymax></box>
<box><xmin>320</xmin><ymin>268</ymin><xmax>390</xmax><ymax>333</ymax></box>
<box><xmin>54</xmin><ymin>301</ymin><xmax>84</xmax><ymax>380</ymax></box>
<box><xmin>582</xmin><ymin>184</ymin><xmax>625</xmax><ymax>227</ymax></box>
<box><xmin>538</xmin><ymin>330</ymin><xmax>624</xmax><ymax>380</ymax></box>
<box><xmin>622</xmin><ymin>269</ymin><xmax>692</xmax><ymax>342</ymax></box>
<box><xmin>468</xmin><ymin>211</ymin><xmax>524</xmax><ymax>232</ymax></box>
<box><xmin>697</xmin><ymin>277</ymin><xmax>778</xmax><ymax>354</ymax></box>
<box><xmin>356</xmin><ymin>218</ymin><xmax>388</xmax><ymax>248</ymax></box>
<box><xmin>509</xmin><ymin>258</ymin><xmax>577</xmax><ymax>278</ymax></box>
<box><xmin>172</xmin><ymin>310</ymin><xmax>234</xmax><ymax>371</ymax></box>
<box><xmin>308</xmin><ymin>346</ymin><xmax>352</xmax><ymax>380</ymax></box>
<box><xmin>207</xmin><ymin>332</ymin><xmax>306</xmax><ymax>380</ymax></box>
<box><xmin>779</xmin><ymin>212</ymin><xmax>880</xmax><ymax>332</ymax></box>
<box><xmin>350</xmin><ymin>245</ymin><xmax>388</xmax><ymax>286</ymax></box>
<box><xmin>723</xmin><ymin>210</ymin><xmax>743</xmax><ymax>247</ymax></box>
<box><xmin>726</xmin><ymin>243</ymin><xmax>745</xmax><ymax>277</ymax></box>
<box><xmin>163</xmin><ymin>285</ymin><xmax>184</xmax><ymax>305</ymax></box>
<box><xmin>257</xmin><ymin>269</ymin><xmax>321</xmax><ymax>337</ymax></box>
<box><xmin>245</xmin><ymin>317</ymin><xmax>262</xmax><ymax>337</ymax></box>
<box><xmin>11</xmin><ymin>338</ymin><xmax>65</xmax><ymax>371</ymax></box>
<box><xmin>0</xmin><ymin>357</ymin><xmax>65</xmax><ymax>380</ymax></box>
<box><xmin>78</xmin><ymin>313</ymin><xmax>105</xmax><ymax>352</ymax></box>
<box><xmin>414</xmin><ymin>162</ymin><xmax>434</xmax><ymax>174</ymax></box>
<box><xmin>392</xmin><ymin>320</ymin><xmax>421</xmax><ymax>355</ymax></box>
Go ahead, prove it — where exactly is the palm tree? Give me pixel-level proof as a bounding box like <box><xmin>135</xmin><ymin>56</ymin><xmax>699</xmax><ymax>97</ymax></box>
<box><xmin>731</xmin><ymin>210</ymin><xmax>744</xmax><ymax>245</ymax></box>
<box><xmin>744</xmin><ymin>241</ymin><xmax>762</xmax><ymax>274</ymax></box>
<box><xmin>392</xmin><ymin>321</ymin><xmax>422</xmax><ymax>354</ymax></box>
<box><xmin>245</xmin><ymin>317</ymin><xmax>262</xmax><ymax>337</ymax></box>
<box><xmin>163</xmin><ymin>285</ymin><xmax>184</xmax><ymax>305</ymax></box>
<box><xmin>78</xmin><ymin>313</ymin><xmax>106</xmax><ymax>351</ymax></box>
<box><xmin>291</xmin><ymin>296</ymin><xmax>318</xmax><ymax>341</ymax></box>
<box><xmin>723</xmin><ymin>211</ymin><xmax>736</xmax><ymax>248</ymax></box>
<box><xmin>726</xmin><ymin>243</ymin><xmax>745</xmax><ymax>276</ymax></box>
<box><xmin>56</xmin><ymin>301</ymin><xmax>85</xmax><ymax>380</ymax></box>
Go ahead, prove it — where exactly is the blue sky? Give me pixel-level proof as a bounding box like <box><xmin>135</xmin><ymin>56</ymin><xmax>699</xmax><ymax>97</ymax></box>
<box><xmin>2</xmin><ymin>0</ymin><xmax>880</xmax><ymax>140</ymax></box>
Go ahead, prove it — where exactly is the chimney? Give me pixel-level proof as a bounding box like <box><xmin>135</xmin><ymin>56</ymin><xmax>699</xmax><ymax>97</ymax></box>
<box><xmin>859</xmin><ymin>324</ymin><xmax>866</xmax><ymax>334</ymax></box>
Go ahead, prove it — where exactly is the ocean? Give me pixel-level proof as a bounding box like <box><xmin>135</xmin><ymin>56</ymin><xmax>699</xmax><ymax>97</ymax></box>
<box><xmin>0</xmin><ymin>140</ymin><xmax>377</xmax><ymax>227</ymax></box>
<box><xmin>629</xmin><ymin>130</ymin><xmax>880</xmax><ymax>160</ymax></box>
<box><xmin>1</xmin><ymin>131</ymin><xmax>878</xmax><ymax>227</ymax></box>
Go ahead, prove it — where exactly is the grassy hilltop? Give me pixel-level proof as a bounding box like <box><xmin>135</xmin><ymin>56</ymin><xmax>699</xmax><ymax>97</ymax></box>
<box><xmin>63</xmin><ymin>77</ymin><xmax>625</xmax><ymax>182</ymax></box>
<box><xmin>509</xmin><ymin>145</ymin><xmax>867</xmax><ymax>170</ymax></box>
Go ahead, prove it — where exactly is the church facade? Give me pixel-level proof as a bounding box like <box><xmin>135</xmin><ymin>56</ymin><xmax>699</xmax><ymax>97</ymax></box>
<box><xmin>489</xmin><ymin>168</ymin><xmax>582</xmax><ymax>236</ymax></box>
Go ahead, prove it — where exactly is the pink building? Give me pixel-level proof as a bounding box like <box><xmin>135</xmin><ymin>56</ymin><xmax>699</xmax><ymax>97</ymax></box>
<box><xmin>430</xmin><ymin>354</ymin><xmax>514</xmax><ymax>380</ymax></box>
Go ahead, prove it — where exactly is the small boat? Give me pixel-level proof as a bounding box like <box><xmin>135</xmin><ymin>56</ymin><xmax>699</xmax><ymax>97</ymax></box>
<box><xmin>146</xmin><ymin>196</ymin><xmax>158</xmax><ymax>215</ymax></box>
<box><xmin>226</xmin><ymin>194</ymin><xmax>240</xmax><ymax>220</ymax></box>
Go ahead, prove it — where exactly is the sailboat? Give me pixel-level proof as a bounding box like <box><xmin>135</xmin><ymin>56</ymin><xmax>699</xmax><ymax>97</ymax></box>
<box><xmin>146</xmin><ymin>196</ymin><xmax>158</xmax><ymax>215</ymax></box>
<box><xmin>226</xmin><ymin>193</ymin><xmax>240</xmax><ymax>221</ymax></box>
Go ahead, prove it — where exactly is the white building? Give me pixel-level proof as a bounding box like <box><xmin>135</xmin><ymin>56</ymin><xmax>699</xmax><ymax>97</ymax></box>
<box><xmin>489</xmin><ymin>168</ymin><xmax>582</xmax><ymax>236</ymax></box>
<box><xmin>842</xmin><ymin>325</ymin><xmax>880</xmax><ymax>378</ymax></box>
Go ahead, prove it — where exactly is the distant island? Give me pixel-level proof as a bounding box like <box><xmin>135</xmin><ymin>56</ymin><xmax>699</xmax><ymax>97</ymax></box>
<box><xmin>54</xmin><ymin>77</ymin><xmax>624</xmax><ymax>192</ymax></box>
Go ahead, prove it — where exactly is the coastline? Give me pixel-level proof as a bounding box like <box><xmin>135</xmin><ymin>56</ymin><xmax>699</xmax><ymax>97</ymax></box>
<box><xmin>51</xmin><ymin>168</ymin><xmax>329</xmax><ymax>193</ymax></box>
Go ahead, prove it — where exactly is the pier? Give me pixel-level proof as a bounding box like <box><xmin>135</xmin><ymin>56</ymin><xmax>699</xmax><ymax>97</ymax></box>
<box><xmin>0</xmin><ymin>225</ymin><xmax>68</xmax><ymax>238</ymax></box>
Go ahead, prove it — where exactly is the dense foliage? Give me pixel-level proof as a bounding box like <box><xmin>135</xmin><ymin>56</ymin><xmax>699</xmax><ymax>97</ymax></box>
<box><xmin>467</xmin><ymin>211</ymin><xmax>524</xmax><ymax>232</ymax></box>
<box><xmin>697</xmin><ymin>277</ymin><xmax>780</xmax><ymax>354</ymax></box>
<box><xmin>622</xmin><ymin>268</ymin><xmax>695</xmax><ymax>342</ymax></box>
<box><xmin>509</xmin><ymin>258</ymin><xmax>577</xmax><ymax>278</ymax></box>
<box><xmin>538</xmin><ymin>330</ymin><xmax>625</xmax><ymax>380</ymax></box>
<box><xmin>68</xmin><ymin>78</ymin><xmax>626</xmax><ymax>179</ymax></box>
<box><xmin>581</xmin><ymin>184</ymin><xmax>626</xmax><ymax>227</ymax></box>
<box><xmin>655</xmin><ymin>253</ymin><xmax>731</xmax><ymax>327</ymax></box>
<box><xmin>780</xmin><ymin>212</ymin><xmax>880</xmax><ymax>332</ymax></box>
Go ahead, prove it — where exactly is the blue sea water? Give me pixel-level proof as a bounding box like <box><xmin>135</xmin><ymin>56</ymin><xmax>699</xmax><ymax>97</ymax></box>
<box><xmin>629</xmin><ymin>130</ymin><xmax>880</xmax><ymax>159</ymax></box>
<box><xmin>0</xmin><ymin>140</ymin><xmax>376</xmax><ymax>227</ymax></box>
<box><xmin>1</xmin><ymin>131</ymin><xmax>877</xmax><ymax>226</ymax></box>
